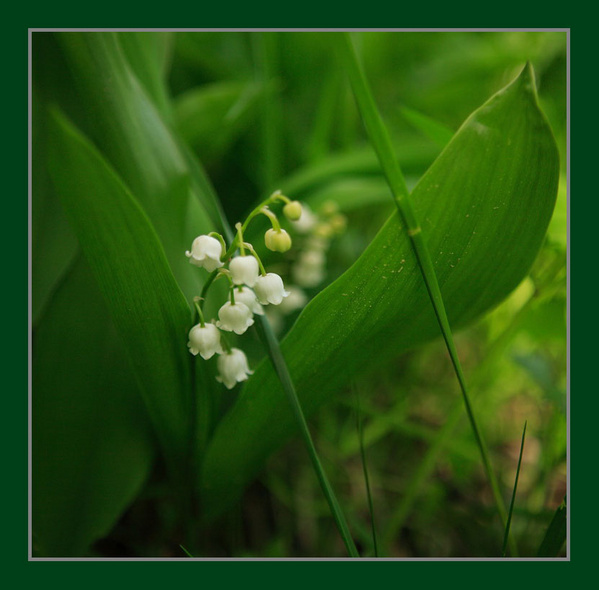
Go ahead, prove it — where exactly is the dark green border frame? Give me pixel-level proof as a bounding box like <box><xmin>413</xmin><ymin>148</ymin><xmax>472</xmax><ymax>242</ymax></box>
<box><xmin>16</xmin><ymin>4</ymin><xmax>588</xmax><ymax>584</ymax></box>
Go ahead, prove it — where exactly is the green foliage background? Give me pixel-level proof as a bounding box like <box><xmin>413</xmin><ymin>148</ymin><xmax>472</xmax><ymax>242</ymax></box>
<box><xmin>32</xmin><ymin>31</ymin><xmax>567</xmax><ymax>558</ymax></box>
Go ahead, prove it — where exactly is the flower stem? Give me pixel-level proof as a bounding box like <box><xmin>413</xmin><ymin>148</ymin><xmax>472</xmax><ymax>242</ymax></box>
<box><xmin>242</xmin><ymin>242</ymin><xmax>267</xmax><ymax>276</ymax></box>
<box><xmin>192</xmin><ymin>297</ymin><xmax>206</xmax><ymax>327</ymax></box>
<box><xmin>255</xmin><ymin>316</ymin><xmax>359</xmax><ymax>557</ymax></box>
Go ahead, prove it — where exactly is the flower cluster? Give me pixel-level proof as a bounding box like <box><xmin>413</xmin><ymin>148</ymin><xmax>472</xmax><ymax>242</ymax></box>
<box><xmin>186</xmin><ymin>191</ymin><xmax>305</xmax><ymax>389</ymax></box>
<box><xmin>264</xmin><ymin>201</ymin><xmax>347</xmax><ymax>332</ymax></box>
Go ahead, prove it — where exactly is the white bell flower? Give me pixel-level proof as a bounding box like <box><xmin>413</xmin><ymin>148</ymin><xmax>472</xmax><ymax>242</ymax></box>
<box><xmin>185</xmin><ymin>235</ymin><xmax>224</xmax><ymax>272</ymax></box>
<box><xmin>254</xmin><ymin>272</ymin><xmax>290</xmax><ymax>305</ymax></box>
<box><xmin>293</xmin><ymin>264</ymin><xmax>325</xmax><ymax>288</ymax></box>
<box><xmin>229</xmin><ymin>255</ymin><xmax>259</xmax><ymax>287</ymax></box>
<box><xmin>216</xmin><ymin>348</ymin><xmax>254</xmax><ymax>389</ymax></box>
<box><xmin>298</xmin><ymin>249</ymin><xmax>326</xmax><ymax>269</ymax></box>
<box><xmin>216</xmin><ymin>301</ymin><xmax>254</xmax><ymax>334</ymax></box>
<box><xmin>233</xmin><ymin>286</ymin><xmax>265</xmax><ymax>316</ymax></box>
<box><xmin>187</xmin><ymin>322</ymin><xmax>223</xmax><ymax>359</ymax></box>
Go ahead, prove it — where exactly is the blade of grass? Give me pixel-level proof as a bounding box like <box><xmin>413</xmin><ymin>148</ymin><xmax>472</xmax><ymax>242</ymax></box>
<box><xmin>180</xmin><ymin>544</ymin><xmax>194</xmax><ymax>558</ymax></box>
<box><xmin>336</xmin><ymin>32</ymin><xmax>512</xmax><ymax>551</ymax></box>
<box><xmin>536</xmin><ymin>496</ymin><xmax>567</xmax><ymax>557</ymax></box>
<box><xmin>502</xmin><ymin>421</ymin><xmax>528</xmax><ymax>557</ymax></box>
<box><xmin>354</xmin><ymin>382</ymin><xmax>379</xmax><ymax>557</ymax></box>
<box><xmin>381</xmin><ymin>250</ymin><xmax>566</xmax><ymax>548</ymax></box>
<box><xmin>254</xmin><ymin>316</ymin><xmax>359</xmax><ymax>557</ymax></box>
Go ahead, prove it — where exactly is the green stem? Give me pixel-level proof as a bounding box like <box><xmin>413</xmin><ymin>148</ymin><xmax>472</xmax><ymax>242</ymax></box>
<box><xmin>199</xmin><ymin>270</ymin><xmax>219</xmax><ymax>309</ymax></box>
<box><xmin>242</xmin><ymin>241</ymin><xmax>267</xmax><ymax>276</ymax></box>
<box><xmin>355</xmin><ymin>382</ymin><xmax>379</xmax><ymax>556</ymax></box>
<box><xmin>337</xmin><ymin>32</ymin><xmax>510</xmax><ymax>545</ymax></box>
<box><xmin>259</xmin><ymin>206</ymin><xmax>281</xmax><ymax>231</ymax></box>
<box><xmin>235</xmin><ymin>223</ymin><xmax>246</xmax><ymax>256</ymax></box>
<box><xmin>193</xmin><ymin>297</ymin><xmax>206</xmax><ymax>327</ymax></box>
<box><xmin>255</xmin><ymin>316</ymin><xmax>359</xmax><ymax>557</ymax></box>
<box><xmin>502</xmin><ymin>421</ymin><xmax>527</xmax><ymax>557</ymax></box>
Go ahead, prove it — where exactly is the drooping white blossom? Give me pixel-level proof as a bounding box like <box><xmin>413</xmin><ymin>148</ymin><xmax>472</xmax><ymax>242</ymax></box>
<box><xmin>216</xmin><ymin>301</ymin><xmax>254</xmax><ymax>334</ymax></box>
<box><xmin>187</xmin><ymin>323</ymin><xmax>223</xmax><ymax>359</ymax></box>
<box><xmin>293</xmin><ymin>249</ymin><xmax>326</xmax><ymax>288</ymax></box>
<box><xmin>216</xmin><ymin>348</ymin><xmax>254</xmax><ymax>389</ymax></box>
<box><xmin>229</xmin><ymin>255</ymin><xmax>260</xmax><ymax>287</ymax></box>
<box><xmin>254</xmin><ymin>273</ymin><xmax>290</xmax><ymax>305</ymax></box>
<box><xmin>185</xmin><ymin>235</ymin><xmax>224</xmax><ymax>272</ymax></box>
<box><xmin>233</xmin><ymin>286</ymin><xmax>265</xmax><ymax>316</ymax></box>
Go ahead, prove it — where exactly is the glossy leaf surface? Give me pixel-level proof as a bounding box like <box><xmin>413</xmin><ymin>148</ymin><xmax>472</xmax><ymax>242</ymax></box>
<box><xmin>200</xmin><ymin>66</ymin><xmax>559</xmax><ymax>517</ymax></box>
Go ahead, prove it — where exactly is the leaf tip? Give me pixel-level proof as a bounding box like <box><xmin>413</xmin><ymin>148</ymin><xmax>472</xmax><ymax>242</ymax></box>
<box><xmin>516</xmin><ymin>61</ymin><xmax>538</xmax><ymax>96</ymax></box>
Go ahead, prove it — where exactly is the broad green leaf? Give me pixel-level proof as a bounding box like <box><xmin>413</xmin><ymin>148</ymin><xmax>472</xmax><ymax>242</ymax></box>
<box><xmin>47</xmin><ymin>108</ymin><xmax>193</xmax><ymax>479</ymax></box>
<box><xmin>54</xmin><ymin>32</ymin><xmax>215</xmax><ymax>300</ymax></box>
<box><xmin>33</xmin><ymin>257</ymin><xmax>154</xmax><ymax>557</ymax></box>
<box><xmin>31</xmin><ymin>42</ymin><xmax>80</xmax><ymax>324</ymax></box>
<box><xmin>173</xmin><ymin>80</ymin><xmax>265</xmax><ymax>163</ymax></box>
<box><xmin>200</xmin><ymin>66</ymin><xmax>559</xmax><ymax>518</ymax></box>
<box><xmin>117</xmin><ymin>32</ymin><xmax>174</xmax><ymax>119</ymax></box>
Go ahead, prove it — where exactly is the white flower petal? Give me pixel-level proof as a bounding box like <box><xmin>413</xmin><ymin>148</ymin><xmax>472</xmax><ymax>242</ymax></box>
<box><xmin>216</xmin><ymin>348</ymin><xmax>254</xmax><ymax>389</ymax></box>
<box><xmin>229</xmin><ymin>256</ymin><xmax>260</xmax><ymax>287</ymax></box>
<box><xmin>234</xmin><ymin>286</ymin><xmax>265</xmax><ymax>316</ymax></box>
<box><xmin>186</xmin><ymin>235</ymin><xmax>224</xmax><ymax>272</ymax></box>
<box><xmin>254</xmin><ymin>273</ymin><xmax>290</xmax><ymax>306</ymax></box>
<box><xmin>216</xmin><ymin>301</ymin><xmax>254</xmax><ymax>335</ymax></box>
<box><xmin>187</xmin><ymin>323</ymin><xmax>223</xmax><ymax>359</ymax></box>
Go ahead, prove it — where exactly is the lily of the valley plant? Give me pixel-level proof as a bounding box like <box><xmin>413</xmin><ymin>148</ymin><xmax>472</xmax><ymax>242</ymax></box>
<box><xmin>186</xmin><ymin>190</ymin><xmax>346</xmax><ymax>389</ymax></box>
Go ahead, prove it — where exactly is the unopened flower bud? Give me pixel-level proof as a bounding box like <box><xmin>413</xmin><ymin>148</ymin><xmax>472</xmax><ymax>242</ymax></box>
<box><xmin>329</xmin><ymin>213</ymin><xmax>347</xmax><ymax>234</ymax></box>
<box><xmin>313</xmin><ymin>223</ymin><xmax>334</xmax><ymax>239</ymax></box>
<box><xmin>283</xmin><ymin>200</ymin><xmax>303</xmax><ymax>221</ymax></box>
<box><xmin>265</xmin><ymin>228</ymin><xmax>292</xmax><ymax>252</ymax></box>
<box><xmin>320</xmin><ymin>200</ymin><xmax>339</xmax><ymax>216</ymax></box>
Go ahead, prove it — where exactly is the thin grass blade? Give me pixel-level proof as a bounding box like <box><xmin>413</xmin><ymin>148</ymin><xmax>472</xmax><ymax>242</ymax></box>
<box><xmin>502</xmin><ymin>421</ymin><xmax>528</xmax><ymax>557</ymax></box>
<box><xmin>355</xmin><ymin>383</ymin><xmax>379</xmax><ymax>556</ymax></box>
<box><xmin>336</xmin><ymin>32</ymin><xmax>522</xmax><ymax>549</ymax></box>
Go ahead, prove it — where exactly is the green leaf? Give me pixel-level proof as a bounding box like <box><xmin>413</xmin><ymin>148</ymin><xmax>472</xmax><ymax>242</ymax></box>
<box><xmin>33</xmin><ymin>256</ymin><xmax>154</xmax><ymax>556</ymax></box>
<box><xmin>47</xmin><ymin>107</ymin><xmax>194</xmax><ymax>479</ymax></box>
<box><xmin>200</xmin><ymin>64</ymin><xmax>559</xmax><ymax>518</ymax></box>
<box><xmin>54</xmin><ymin>32</ymin><xmax>215</xmax><ymax>300</ymax></box>
<box><xmin>173</xmin><ymin>80</ymin><xmax>265</xmax><ymax>163</ymax></box>
<box><xmin>116</xmin><ymin>32</ymin><xmax>174</xmax><ymax>119</ymax></box>
<box><xmin>537</xmin><ymin>496</ymin><xmax>567</xmax><ymax>557</ymax></box>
